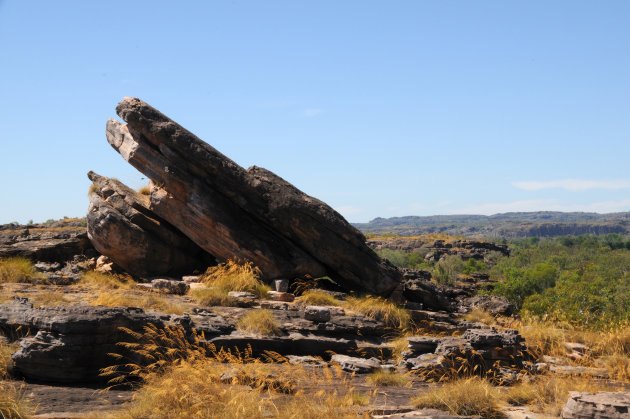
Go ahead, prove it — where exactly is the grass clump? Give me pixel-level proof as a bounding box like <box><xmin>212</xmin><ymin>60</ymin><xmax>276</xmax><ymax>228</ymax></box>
<box><xmin>138</xmin><ymin>185</ymin><xmax>151</xmax><ymax>196</ymax></box>
<box><xmin>104</xmin><ymin>324</ymin><xmax>369</xmax><ymax>419</ymax></box>
<box><xmin>412</xmin><ymin>376</ymin><xmax>504</xmax><ymax>419</ymax></box>
<box><xmin>202</xmin><ymin>260</ymin><xmax>270</xmax><ymax>298</ymax></box>
<box><xmin>0</xmin><ymin>382</ymin><xmax>33</xmax><ymax>419</ymax></box>
<box><xmin>345</xmin><ymin>296</ymin><xmax>411</xmax><ymax>330</ymax></box>
<box><xmin>0</xmin><ymin>257</ymin><xmax>43</xmax><ymax>283</ymax></box>
<box><xmin>31</xmin><ymin>291</ymin><xmax>71</xmax><ymax>307</ymax></box>
<box><xmin>463</xmin><ymin>309</ymin><xmax>497</xmax><ymax>326</ymax></box>
<box><xmin>90</xmin><ymin>292</ymin><xmax>187</xmax><ymax>315</ymax></box>
<box><xmin>367</xmin><ymin>370</ymin><xmax>409</xmax><ymax>387</ymax></box>
<box><xmin>505</xmin><ymin>374</ymin><xmax>614</xmax><ymax>416</ymax></box>
<box><xmin>80</xmin><ymin>271</ymin><xmax>135</xmax><ymax>290</ymax></box>
<box><xmin>190</xmin><ymin>287</ymin><xmax>238</xmax><ymax>307</ymax></box>
<box><xmin>296</xmin><ymin>290</ymin><xmax>341</xmax><ymax>306</ymax></box>
<box><xmin>236</xmin><ymin>309</ymin><xmax>282</xmax><ymax>336</ymax></box>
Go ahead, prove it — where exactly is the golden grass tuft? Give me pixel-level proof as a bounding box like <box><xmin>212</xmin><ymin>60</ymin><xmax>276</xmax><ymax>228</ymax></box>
<box><xmin>412</xmin><ymin>376</ymin><xmax>504</xmax><ymax>419</ymax></box>
<box><xmin>295</xmin><ymin>290</ymin><xmax>341</xmax><ymax>306</ymax></box>
<box><xmin>88</xmin><ymin>184</ymin><xmax>99</xmax><ymax>194</ymax></box>
<box><xmin>389</xmin><ymin>336</ymin><xmax>411</xmax><ymax>362</ymax></box>
<box><xmin>514</xmin><ymin>320</ymin><xmax>568</xmax><ymax>358</ymax></box>
<box><xmin>202</xmin><ymin>260</ymin><xmax>270</xmax><ymax>298</ymax></box>
<box><xmin>31</xmin><ymin>291</ymin><xmax>71</xmax><ymax>307</ymax></box>
<box><xmin>0</xmin><ymin>381</ymin><xmax>33</xmax><ymax>419</ymax></box>
<box><xmin>80</xmin><ymin>271</ymin><xmax>135</xmax><ymax>290</ymax></box>
<box><xmin>90</xmin><ymin>292</ymin><xmax>187</xmax><ymax>315</ymax></box>
<box><xmin>190</xmin><ymin>287</ymin><xmax>238</xmax><ymax>307</ymax></box>
<box><xmin>367</xmin><ymin>370</ymin><xmax>409</xmax><ymax>387</ymax></box>
<box><xmin>463</xmin><ymin>309</ymin><xmax>496</xmax><ymax>326</ymax></box>
<box><xmin>137</xmin><ymin>185</ymin><xmax>151</xmax><ymax>196</ymax></box>
<box><xmin>504</xmin><ymin>374</ymin><xmax>616</xmax><ymax>416</ymax></box>
<box><xmin>1</xmin><ymin>338</ymin><xmax>17</xmax><ymax>380</ymax></box>
<box><xmin>236</xmin><ymin>309</ymin><xmax>282</xmax><ymax>336</ymax></box>
<box><xmin>344</xmin><ymin>296</ymin><xmax>411</xmax><ymax>330</ymax></box>
<box><xmin>104</xmin><ymin>324</ymin><xmax>369</xmax><ymax>419</ymax></box>
<box><xmin>0</xmin><ymin>257</ymin><xmax>43</xmax><ymax>283</ymax></box>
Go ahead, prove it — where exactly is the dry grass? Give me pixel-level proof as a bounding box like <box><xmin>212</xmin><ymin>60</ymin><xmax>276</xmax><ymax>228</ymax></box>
<box><xmin>295</xmin><ymin>290</ymin><xmax>341</xmax><ymax>306</ymax></box>
<box><xmin>412</xmin><ymin>376</ymin><xmax>504</xmax><ymax>418</ymax></box>
<box><xmin>367</xmin><ymin>370</ymin><xmax>409</xmax><ymax>387</ymax></box>
<box><xmin>190</xmin><ymin>287</ymin><xmax>238</xmax><ymax>307</ymax></box>
<box><xmin>463</xmin><ymin>309</ymin><xmax>497</xmax><ymax>326</ymax></box>
<box><xmin>105</xmin><ymin>324</ymin><xmax>369</xmax><ymax>419</ymax></box>
<box><xmin>0</xmin><ymin>338</ymin><xmax>17</xmax><ymax>379</ymax></box>
<box><xmin>236</xmin><ymin>309</ymin><xmax>282</xmax><ymax>336</ymax></box>
<box><xmin>80</xmin><ymin>271</ymin><xmax>135</xmax><ymax>290</ymax></box>
<box><xmin>504</xmin><ymin>374</ymin><xmax>616</xmax><ymax>416</ymax></box>
<box><xmin>137</xmin><ymin>185</ymin><xmax>151</xmax><ymax>196</ymax></box>
<box><xmin>90</xmin><ymin>292</ymin><xmax>187</xmax><ymax>315</ymax></box>
<box><xmin>31</xmin><ymin>291</ymin><xmax>71</xmax><ymax>307</ymax></box>
<box><xmin>344</xmin><ymin>296</ymin><xmax>411</xmax><ymax>330</ymax></box>
<box><xmin>389</xmin><ymin>336</ymin><xmax>411</xmax><ymax>362</ymax></box>
<box><xmin>0</xmin><ymin>258</ymin><xmax>43</xmax><ymax>283</ymax></box>
<box><xmin>202</xmin><ymin>260</ymin><xmax>270</xmax><ymax>298</ymax></box>
<box><xmin>0</xmin><ymin>381</ymin><xmax>33</xmax><ymax>419</ymax></box>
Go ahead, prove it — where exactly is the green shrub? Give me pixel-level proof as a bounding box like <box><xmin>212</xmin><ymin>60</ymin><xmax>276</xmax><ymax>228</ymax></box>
<box><xmin>433</xmin><ymin>255</ymin><xmax>465</xmax><ymax>285</ymax></box>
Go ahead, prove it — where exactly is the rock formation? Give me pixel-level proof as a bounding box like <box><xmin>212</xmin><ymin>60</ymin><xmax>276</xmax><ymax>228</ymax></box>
<box><xmin>87</xmin><ymin>171</ymin><xmax>213</xmax><ymax>277</ymax></box>
<box><xmin>561</xmin><ymin>391</ymin><xmax>630</xmax><ymax>418</ymax></box>
<box><xmin>101</xmin><ymin>97</ymin><xmax>401</xmax><ymax>296</ymax></box>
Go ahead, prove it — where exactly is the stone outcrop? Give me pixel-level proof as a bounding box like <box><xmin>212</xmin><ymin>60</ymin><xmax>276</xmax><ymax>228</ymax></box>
<box><xmin>87</xmin><ymin>171</ymin><xmax>213</xmax><ymax>277</ymax></box>
<box><xmin>562</xmin><ymin>391</ymin><xmax>630</xmax><ymax>418</ymax></box>
<box><xmin>102</xmin><ymin>97</ymin><xmax>401</xmax><ymax>297</ymax></box>
<box><xmin>0</xmin><ymin>219</ymin><xmax>95</xmax><ymax>263</ymax></box>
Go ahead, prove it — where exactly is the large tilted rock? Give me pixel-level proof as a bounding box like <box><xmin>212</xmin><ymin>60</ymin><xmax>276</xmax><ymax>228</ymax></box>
<box><xmin>87</xmin><ymin>171</ymin><xmax>213</xmax><ymax>277</ymax></box>
<box><xmin>104</xmin><ymin>97</ymin><xmax>401</xmax><ymax>296</ymax></box>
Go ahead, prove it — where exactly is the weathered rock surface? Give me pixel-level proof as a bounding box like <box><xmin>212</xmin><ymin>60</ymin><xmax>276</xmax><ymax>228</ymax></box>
<box><xmin>330</xmin><ymin>354</ymin><xmax>380</xmax><ymax>373</ymax></box>
<box><xmin>562</xmin><ymin>391</ymin><xmax>630</xmax><ymax>418</ymax></box>
<box><xmin>103</xmin><ymin>97</ymin><xmax>401</xmax><ymax>296</ymax></box>
<box><xmin>87</xmin><ymin>171</ymin><xmax>213</xmax><ymax>277</ymax></box>
<box><xmin>0</xmin><ymin>219</ymin><xmax>95</xmax><ymax>263</ymax></box>
<box><xmin>1</xmin><ymin>299</ymin><xmax>167</xmax><ymax>382</ymax></box>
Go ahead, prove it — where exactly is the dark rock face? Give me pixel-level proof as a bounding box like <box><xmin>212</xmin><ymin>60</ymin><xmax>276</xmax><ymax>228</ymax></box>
<box><xmin>1</xmin><ymin>299</ymin><xmax>167</xmax><ymax>382</ymax></box>
<box><xmin>561</xmin><ymin>391</ymin><xmax>630</xmax><ymax>419</ymax></box>
<box><xmin>103</xmin><ymin>97</ymin><xmax>401</xmax><ymax>297</ymax></box>
<box><xmin>87</xmin><ymin>171</ymin><xmax>213</xmax><ymax>277</ymax></box>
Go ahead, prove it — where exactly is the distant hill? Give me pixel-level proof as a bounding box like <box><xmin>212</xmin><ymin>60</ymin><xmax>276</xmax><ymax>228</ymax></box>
<box><xmin>353</xmin><ymin>211</ymin><xmax>630</xmax><ymax>238</ymax></box>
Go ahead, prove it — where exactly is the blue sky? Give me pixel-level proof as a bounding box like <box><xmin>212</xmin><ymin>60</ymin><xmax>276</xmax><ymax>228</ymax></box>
<box><xmin>1</xmin><ymin>1</ymin><xmax>628</xmax><ymax>224</ymax></box>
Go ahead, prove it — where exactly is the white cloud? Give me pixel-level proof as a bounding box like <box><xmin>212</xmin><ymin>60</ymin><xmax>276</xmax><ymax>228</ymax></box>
<box><xmin>303</xmin><ymin>108</ymin><xmax>324</xmax><ymax>117</ymax></box>
<box><xmin>513</xmin><ymin>179</ymin><xmax>630</xmax><ymax>191</ymax></box>
<box><xmin>450</xmin><ymin>199</ymin><xmax>630</xmax><ymax>215</ymax></box>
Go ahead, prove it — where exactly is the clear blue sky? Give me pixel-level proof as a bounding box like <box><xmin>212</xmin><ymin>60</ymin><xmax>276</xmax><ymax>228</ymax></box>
<box><xmin>1</xmin><ymin>1</ymin><xmax>628</xmax><ymax>224</ymax></box>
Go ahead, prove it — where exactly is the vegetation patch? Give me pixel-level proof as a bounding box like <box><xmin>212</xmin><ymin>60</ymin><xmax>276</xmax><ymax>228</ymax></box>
<box><xmin>345</xmin><ymin>296</ymin><xmax>411</xmax><ymax>330</ymax></box>
<box><xmin>367</xmin><ymin>370</ymin><xmax>409</xmax><ymax>387</ymax></box>
<box><xmin>236</xmin><ymin>309</ymin><xmax>282</xmax><ymax>336</ymax></box>
<box><xmin>202</xmin><ymin>260</ymin><xmax>270</xmax><ymax>298</ymax></box>
<box><xmin>80</xmin><ymin>271</ymin><xmax>135</xmax><ymax>290</ymax></box>
<box><xmin>190</xmin><ymin>287</ymin><xmax>238</xmax><ymax>307</ymax></box>
<box><xmin>0</xmin><ymin>257</ymin><xmax>43</xmax><ymax>283</ymax></box>
<box><xmin>295</xmin><ymin>290</ymin><xmax>341</xmax><ymax>306</ymax></box>
<box><xmin>412</xmin><ymin>376</ymin><xmax>504</xmax><ymax>419</ymax></box>
<box><xmin>90</xmin><ymin>292</ymin><xmax>187</xmax><ymax>315</ymax></box>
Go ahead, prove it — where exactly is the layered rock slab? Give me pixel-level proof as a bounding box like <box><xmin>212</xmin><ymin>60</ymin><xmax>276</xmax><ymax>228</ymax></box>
<box><xmin>87</xmin><ymin>171</ymin><xmax>213</xmax><ymax>277</ymax></box>
<box><xmin>104</xmin><ymin>97</ymin><xmax>401</xmax><ymax>296</ymax></box>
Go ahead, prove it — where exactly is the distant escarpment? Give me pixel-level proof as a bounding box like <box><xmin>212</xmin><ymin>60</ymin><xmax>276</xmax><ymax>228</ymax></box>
<box><xmin>355</xmin><ymin>212</ymin><xmax>630</xmax><ymax>238</ymax></box>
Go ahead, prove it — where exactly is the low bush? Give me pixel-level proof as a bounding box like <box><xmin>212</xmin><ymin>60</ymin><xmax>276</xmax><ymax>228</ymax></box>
<box><xmin>432</xmin><ymin>255</ymin><xmax>465</xmax><ymax>286</ymax></box>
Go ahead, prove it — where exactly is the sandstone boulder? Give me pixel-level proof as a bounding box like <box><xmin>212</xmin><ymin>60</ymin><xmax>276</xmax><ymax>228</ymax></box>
<box><xmin>104</xmin><ymin>97</ymin><xmax>401</xmax><ymax>297</ymax></box>
<box><xmin>562</xmin><ymin>391</ymin><xmax>630</xmax><ymax>418</ymax></box>
<box><xmin>87</xmin><ymin>171</ymin><xmax>213</xmax><ymax>277</ymax></box>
